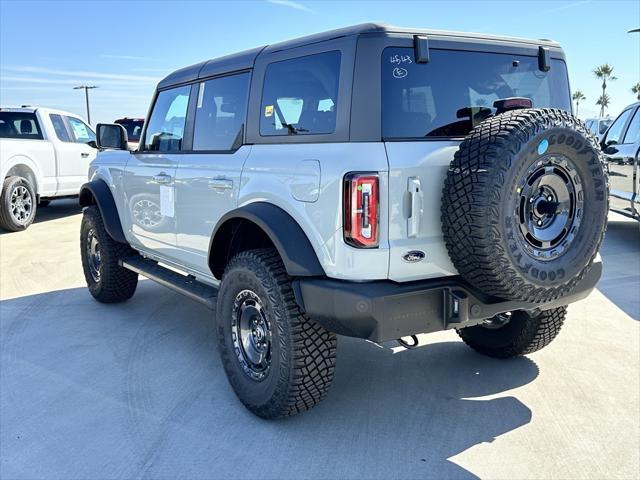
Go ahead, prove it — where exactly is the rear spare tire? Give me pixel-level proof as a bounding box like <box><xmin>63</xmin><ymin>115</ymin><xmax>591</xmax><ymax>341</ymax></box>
<box><xmin>442</xmin><ymin>109</ymin><xmax>608</xmax><ymax>303</ymax></box>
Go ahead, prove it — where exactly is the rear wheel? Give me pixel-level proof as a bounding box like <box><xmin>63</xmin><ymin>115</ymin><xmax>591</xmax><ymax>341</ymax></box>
<box><xmin>80</xmin><ymin>205</ymin><xmax>138</xmax><ymax>303</ymax></box>
<box><xmin>0</xmin><ymin>176</ymin><xmax>37</xmax><ymax>231</ymax></box>
<box><xmin>216</xmin><ymin>248</ymin><xmax>337</xmax><ymax>419</ymax></box>
<box><xmin>457</xmin><ymin>307</ymin><xmax>567</xmax><ymax>358</ymax></box>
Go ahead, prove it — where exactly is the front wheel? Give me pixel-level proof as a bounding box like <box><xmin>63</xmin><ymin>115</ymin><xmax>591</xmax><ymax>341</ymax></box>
<box><xmin>457</xmin><ymin>306</ymin><xmax>567</xmax><ymax>358</ymax></box>
<box><xmin>80</xmin><ymin>206</ymin><xmax>138</xmax><ymax>303</ymax></box>
<box><xmin>216</xmin><ymin>248</ymin><xmax>337</xmax><ymax>419</ymax></box>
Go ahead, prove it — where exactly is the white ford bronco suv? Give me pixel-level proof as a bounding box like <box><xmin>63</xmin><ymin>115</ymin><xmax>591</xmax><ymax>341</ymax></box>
<box><xmin>0</xmin><ymin>107</ymin><xmax>97</xmax><ymax>231</ymax></box>
<box><xmin>80</xmin><ymin>24</ymin><xmax>608</xmax><ymax>419</ymax></box>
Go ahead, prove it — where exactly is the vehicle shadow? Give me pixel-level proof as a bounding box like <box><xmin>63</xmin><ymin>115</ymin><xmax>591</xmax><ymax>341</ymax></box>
<box><xmin>1</xmin><ymin>282</ymin><xmax>537</xmax><ymax>479</ymax></box>
<box><xmin>0</xmin><ymin>198</ymin><xmax>82</xmax><ymax>234</ymax></box>
<box><xmin>597</xmin><ymin>217</ymin><xmax>640</xmax><ymax>319</ymax></box>
<box><xmin>33</xmin><ymin>198</ymin><xmax>82</xmax><ymax>224</ymax></box>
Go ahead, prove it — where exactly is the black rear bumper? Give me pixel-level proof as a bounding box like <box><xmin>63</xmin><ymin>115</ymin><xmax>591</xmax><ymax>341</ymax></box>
<box><xmin>293</xmin><ymin>260</ymin><xmax>602</xmax><ymax>343</ymax></box>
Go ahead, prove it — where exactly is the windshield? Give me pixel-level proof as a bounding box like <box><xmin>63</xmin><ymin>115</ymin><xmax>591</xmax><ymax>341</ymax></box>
<box><xmin>382</xmin><ymin>47</ymin><xmax>571</xmax><ymax>139</ymax></box>
<box><xmin>599</xmin><ymin>119</ymin><xmax>612</xmax><ymax>134</ymax></box>
<box><xmin>115</xmin><ymin>119</ymin><xmax>144</xmax><ymax>142</ymax></box>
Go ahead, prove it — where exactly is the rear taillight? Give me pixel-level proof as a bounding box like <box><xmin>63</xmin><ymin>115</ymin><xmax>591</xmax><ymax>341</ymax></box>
<box><xmin>343</xmin><ymin>173</ymin><xmax>379</xmax><ymax>248</ymax></box>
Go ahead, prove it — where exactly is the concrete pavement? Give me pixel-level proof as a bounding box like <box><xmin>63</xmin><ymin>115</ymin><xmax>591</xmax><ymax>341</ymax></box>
<box><xmin>1</xmin><ymin>201</ymin><xmax>638</xmax><ymax>479</ymax></box>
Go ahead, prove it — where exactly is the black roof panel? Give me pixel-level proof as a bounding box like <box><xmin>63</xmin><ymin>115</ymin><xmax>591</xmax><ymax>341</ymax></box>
<box><xmin>158</xmin><ymin>23</ymin><xmax>561</xmax><ymax>89</ymax></box>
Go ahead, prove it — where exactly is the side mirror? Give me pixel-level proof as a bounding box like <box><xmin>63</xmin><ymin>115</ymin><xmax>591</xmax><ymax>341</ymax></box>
<box><xmin>96</xmin><ymin>123</ymin><xmax>128</xmax><ymax>150</ymax></box>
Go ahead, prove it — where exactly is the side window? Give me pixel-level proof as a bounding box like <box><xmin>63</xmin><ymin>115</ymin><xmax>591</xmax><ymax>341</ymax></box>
<box><xmin>260</xmin><ymin>51</ymin><xmax>341</xmax><ymax>136</ymax></box>
<box><xmin>622</xmin><ymin>109</ymin><xmax>640</xmax><ymax>145</ymax></box>
<box><xmin>66</xmin><ymin>116</ymin><xmax>96</xmax><ymax>144</ymax></box>
<box><xmin>0</xmin><ymin>112</ymin><xmax>43</xmax><ymax>140</ymax></box>
<box><xmin>50</xmin><ymin>114</ymin><xmax>71</xmax><ymax>142</ymax></box>
<box><xmin>603</xmin><ymin>108</ymin><xmax>632</xmax><ymax>145</ymax></box>
<box><xmin>143</xmin><ymin>86</ymin><xmax>190</xmax><ymax>152</ymax></box>
<box><xmin>193</xmin><ymin>72</ymin><xmax>250</xmax><ymax>151</ymax></box>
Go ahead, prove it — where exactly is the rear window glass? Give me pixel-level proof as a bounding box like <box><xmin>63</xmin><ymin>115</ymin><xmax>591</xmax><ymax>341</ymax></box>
<box><xmin>115</xmin><ymin>119</ymin><xmax>144</xmax><ymax>142</ymax></box>
<box><xmin>0</xmin><ymin>112</ymin><xmax>43</xmax><ymax>140</ymax></box>
<box><xmin>193</xmin><ymin>72</ymin><xmax>249</xmax><ymax>151</ymax></box>
<box><xmin>260</xmin><ymin>51</ymin><xmax>340</xmax><ymax>136</ymax></box>
<box><xmin>49</xmin><ymin>114</ymin><xmax>71</xmax><ymax>142</ymax></box>
<box><xmin>382</xmin><ymin>48</ymin><xmax>571</xmax><ymax>139</ymax></box>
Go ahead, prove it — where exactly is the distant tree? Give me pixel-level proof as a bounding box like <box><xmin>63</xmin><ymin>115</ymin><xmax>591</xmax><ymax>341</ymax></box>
<box><xmin>596</xmin><ymin>93</ymin><xmax>611</xmax><ymax>115</ymax></box>
<box><xmin>632</xmin><ymin>82</ymin><xmax>640</xmax><ymax>101</ymax></box>
<box><xmin>593</xmin><ymin>64</ymin><xmax>617</xmax><ymax>116</ymax></box>
<box><xmin>572</xmin><ymin>90</ymin><xmax>586</xmax><ymax>116</ymax></box>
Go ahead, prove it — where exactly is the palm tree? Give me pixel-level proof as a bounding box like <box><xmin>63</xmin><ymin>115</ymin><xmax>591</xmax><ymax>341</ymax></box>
<box><xmin>596</xmin><ymin>94</ymin><xmax>611</xmax><ymax>115</ymax></box>
<box><xmin>593</xmin><ymin>64</ymin><xmax>617</xmax><ymax>116</ymax></box>
<box><xmin>572</xmin><ymin>90</ymin><xmax>586</xmax><ymax>116</ymax></box>
<box><xmin>632</xmin><ymin>82</ymin><xmax>640</xmax><ymax>101</ymax></box>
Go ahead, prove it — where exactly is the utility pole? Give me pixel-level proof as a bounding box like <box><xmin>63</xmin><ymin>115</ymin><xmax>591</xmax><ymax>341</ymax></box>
<box><xmin>73</xmin><ymin>85</ymin><xmax>97</xmax><ymax>125</ymax></box>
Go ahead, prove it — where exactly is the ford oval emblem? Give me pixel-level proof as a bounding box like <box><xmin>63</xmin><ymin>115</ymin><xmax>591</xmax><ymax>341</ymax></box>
<box><xmin>402</xmin><ymin>250</ymin><xmax>426</xmax><ymax>263</ymax></box>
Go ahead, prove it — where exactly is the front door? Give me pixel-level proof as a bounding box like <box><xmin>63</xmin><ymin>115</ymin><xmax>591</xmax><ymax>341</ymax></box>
<box><xmin>603</xmin><ymin>106</ymin><xmax>640</xmax><ymax>217</ymax></box>
<box><xmin>173</xmin><ymin>72</ymin><xmax>251</xmax><ymax>276</ymax></box>
<box><xmin>49</xmin><ymin>114</ymin><xmax>97</xmax><ymax>194</ymax></box>
<box><xmin>123</xmin><ymin>85</ymin><xmax>191</xmax><ymax>258</ymax></box>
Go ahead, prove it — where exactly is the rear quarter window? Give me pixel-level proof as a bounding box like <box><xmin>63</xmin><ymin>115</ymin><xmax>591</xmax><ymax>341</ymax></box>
<box><xmin>382</xmin><ymin>47</ymin><xmax>571</xmax><ymax>139</ymax></box>
<box><xmin>260</xmin><ymin>51</ymin><xmax>341</xmax><ymax>136</ymax></box>
<box><xmin>0</xmin><ymin>112</ymin><xmax>44</xmax><ymax>140</ymax></box>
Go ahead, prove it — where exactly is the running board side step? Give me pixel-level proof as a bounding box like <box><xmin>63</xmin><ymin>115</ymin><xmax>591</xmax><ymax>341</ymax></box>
<box><xmin>120</xmin><ymin>256</ymin><xmax>217</xmax><ymax>309</ymax></box>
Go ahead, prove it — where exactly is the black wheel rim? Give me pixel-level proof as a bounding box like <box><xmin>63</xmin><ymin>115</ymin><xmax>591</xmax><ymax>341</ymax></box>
<box><xmin>515</xmin><ymin>155</ymin><xmax>583</xmax><ymax>261</ymax></box>
<box><xmin>231</xmin><ymin>290</ymin><xmax>272</xmax><ymax>381</ymax></box>
<box><xmin>86</xmin><ymin>228</ymin><xmax>101</xmax><ymax>282</ymax></box>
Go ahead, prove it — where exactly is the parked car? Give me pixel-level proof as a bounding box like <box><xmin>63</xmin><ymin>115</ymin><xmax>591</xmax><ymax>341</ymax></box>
<box><xmin>585</xmin><ymin>117</ymin><xmax>613</xmax><ymax>140</ymax></box>
<box><xmin>80</xmin><ymin>23</ymin><xmax>607</xmax><ymax>419</ymax></box>
<box><xmin>114</xmin><ymin>117</ymin><xmax>144</xmax><ymax>150</ymax></box>
<box><xmin>0</xmin><ymin>107</ymin><xmax>96</xmax><ymax>231</ymax></box>
<box><xmin>600</xmin><ymin>101</ymin><xmax>640</xmax><ymax>221</ymax></box>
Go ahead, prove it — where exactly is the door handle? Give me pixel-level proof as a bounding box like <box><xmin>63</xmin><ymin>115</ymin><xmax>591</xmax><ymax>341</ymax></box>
<box><xmin>152</xmin><ymin>173</ymin><xmax>172</xmax><ymax>184</ymax></box>
<box><xmin>407</xmin><ymin>177</ymin><xmax>423</xmax><ymax>238</ymax></box>
<box><xmin>208</xmin><ymin>178</ymin><xmax>234</xmax><ymax>190</ymax></box>
<box><xmin>81</xmin><ymin>152</ymin><xmax>90</xmax><ymax>158</ymax></box>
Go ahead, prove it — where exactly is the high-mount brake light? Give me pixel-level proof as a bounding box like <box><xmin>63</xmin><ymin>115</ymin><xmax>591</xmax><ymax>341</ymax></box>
<box><xmin>343</xmin><ymin>173</ymin><xmax>379</xmax><ymax>248</ymax></box>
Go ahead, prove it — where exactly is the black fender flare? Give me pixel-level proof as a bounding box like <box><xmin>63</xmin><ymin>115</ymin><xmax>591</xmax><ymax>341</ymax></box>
<box><xmin>79</xmin><ymin>180</ymin><xmax>127</xmax><ymax>243</ymax></box>
<box><xmin>210</xmin><ymin>202</ymin><xmax>325</xmax><ymax>278</ymax></box>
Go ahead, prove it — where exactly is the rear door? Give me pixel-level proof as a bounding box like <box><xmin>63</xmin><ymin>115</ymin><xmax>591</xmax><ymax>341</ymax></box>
<box><xmin>172</xmin><ymin>72</ymin><xmax>252</xmax><ymax>274</ymax></box>
<box><xmin>380</xmin><ymin>44</ymin><xmax>573</xmax><ymax>282</ymax></box>
<box><xmin>123</xmin><ymin>85</ymin><xmax>191</xmax><ymax>256</ymax></box>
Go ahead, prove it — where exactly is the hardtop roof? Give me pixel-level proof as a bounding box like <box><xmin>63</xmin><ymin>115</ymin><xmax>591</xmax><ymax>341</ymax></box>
<box><xmin>157</xmin><ymin>22</ymin><xmax>562</xmax><ymax>89</ymax></box>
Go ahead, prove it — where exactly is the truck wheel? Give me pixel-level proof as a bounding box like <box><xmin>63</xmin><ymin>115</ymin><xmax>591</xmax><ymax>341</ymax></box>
<box><xmin>216</xmin><ymin>248</ymin><xmax>337</xmax><ymax>419</ymax></box>
<box><xmin>457</xmin><ymin>306</ymin><xmax>566</xmax><ymax>358</ymax></box>
<box><xmin>80</xmin><ymin>205</ymin><xmax>138</xmax><ymax>303</ymax></box>
<box><xmin>442</xmin><ymin>109</ymin><xmax>608</xmax><ymax>303</ymax></box>
<box><xmin>0</xmin><ymin>176</ymin><xmax>37</xmax><ymax>231</ymax></box>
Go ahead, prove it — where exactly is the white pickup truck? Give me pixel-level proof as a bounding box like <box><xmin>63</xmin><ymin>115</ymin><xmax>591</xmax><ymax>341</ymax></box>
<box><xmin>0</xmin><ymin>107</ymin><xmax>97</xmax><ymax>231</ymax></box>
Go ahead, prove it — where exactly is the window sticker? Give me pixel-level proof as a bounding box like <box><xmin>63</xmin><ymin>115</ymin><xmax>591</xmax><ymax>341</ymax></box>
<box><xmin>71</xmin><ymin>121</ymin><xmax>89</xmax><ymax>138</ymax></box>
<box><xmin>160</xmin><ymin>185</ymin><xmax>174</xmax><ymax>218</ymax></box>
<box><xmin>264</xmin><ymin>105</ymin><xmax>274</xmax><ymax>117</ymax></box>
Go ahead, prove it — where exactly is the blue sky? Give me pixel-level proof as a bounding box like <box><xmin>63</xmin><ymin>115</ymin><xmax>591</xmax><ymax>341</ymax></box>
<box><xmin>1</xmin><ymin>0</ymin><xmax>638</xmax><ymax>125</ymax></box>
